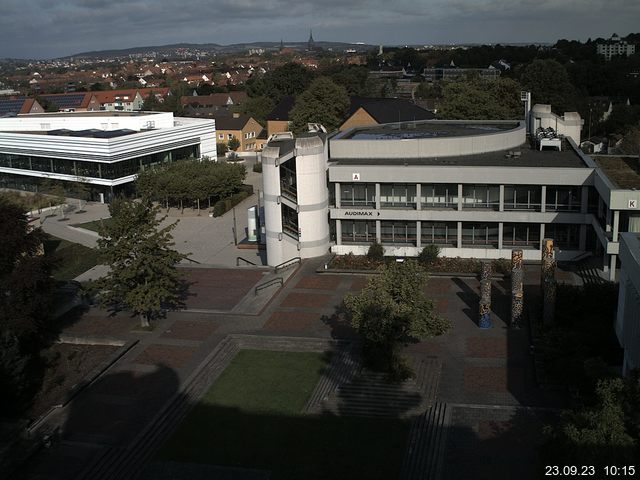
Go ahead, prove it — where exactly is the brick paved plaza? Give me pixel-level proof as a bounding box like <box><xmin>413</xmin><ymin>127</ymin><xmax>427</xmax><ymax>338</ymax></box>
<box><xmin>19</xmin><ymin>256</ymin><xmax>571</xmax><ymax>480</ymax></box>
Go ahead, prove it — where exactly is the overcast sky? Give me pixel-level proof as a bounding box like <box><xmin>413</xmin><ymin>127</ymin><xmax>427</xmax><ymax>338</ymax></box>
<box><xmin>1</xmin><ymin>0</ymin><xmax>638</xmax><ymax>59</ymax></box>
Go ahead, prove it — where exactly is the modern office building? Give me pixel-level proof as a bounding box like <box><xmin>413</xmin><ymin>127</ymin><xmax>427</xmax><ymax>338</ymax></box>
<box><xmin>616</xmin><ymin>232</ymin><xmax>640</xmax><ymax>375</ymax></box>
<box><xmin>261</xmin><ymin>105</ymin><xmax>640</xmax><ymax>280</ymax></box>
<box><xmin>0</xmin><ymin>111</ymin><xmax>216</xmax><ymax>200</ymax></box>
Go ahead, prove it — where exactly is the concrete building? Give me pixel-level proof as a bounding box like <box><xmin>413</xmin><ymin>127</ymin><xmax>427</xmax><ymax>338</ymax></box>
<box><xmin>597</xmin><ymin>34</ymin><xmax>636</xmax><ymax>60</ymax></box>
<box><xmin>616</xmin><ymin>233</ymin><xmax>640</xmax><ymax>375</ymax></box>
<box><xmin>0</xmin><ymin>111</ymin><xmax>216</xmax><ymax>200</ymax></box>
<box><xmin>261</xmin><ymin>105</ymin><xmax>640</xmax><ymax>279</ymax></box>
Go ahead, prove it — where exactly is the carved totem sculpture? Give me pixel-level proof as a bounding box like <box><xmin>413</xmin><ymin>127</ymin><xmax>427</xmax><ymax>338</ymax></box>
<box><xmin>541</xmin><ymin>238</ymin><xmax>556</xmax><ymax>325</ymax></box>
<box><xmin>511</xmin><ymin>249</ymin><xmax>524</xmax><ymax>328</ymax></box>
<box><xmin>479</xmin><ymin>261</ymin><xmax>492</xmax><ymax>328</ymax></box>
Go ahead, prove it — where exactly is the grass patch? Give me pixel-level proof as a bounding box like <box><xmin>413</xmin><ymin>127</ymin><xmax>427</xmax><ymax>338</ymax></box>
<box><xmin>72</xmin><ymin>217</ymin><xmax>113</xmax><ymax>234</ymax></box>
<box><xmin>44</xmin><ymin>236</ymin><xmax>101</xmax><ymax>281</ymax></box>
<box><xmin>158</xmin><ymin>349</ymin><xmax>410</xmax><ymax>480</ymax></box>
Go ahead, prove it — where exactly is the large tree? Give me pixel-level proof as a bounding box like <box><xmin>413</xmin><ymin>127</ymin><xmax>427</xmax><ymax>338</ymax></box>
<box><xmin>438</xmin><ymin>77</ymin><xmax>523</xmax><ymax>120</ymax></box>
<box><xmin>96</xmin><ymin>198</ymin><xmax>187</xmax><ymax>327</ymax></box>
<box><xmin>246</xmin><ymin>62</ymin><xmax>316</xmax><ymax>102</ymax></box>
<box><xmin>344</xmin><ymin>261</ymin><xmax>450</xmax><ymax>378</ymax></box>
<box><xmin>289</xmin><ymin>77</ymin><xmax>350</xmax><ymax>133</ymax></box>
<box><xmin>520</xmin><ymin>59</ymin><xmax>579</xmax><ymax>113</ymax></box>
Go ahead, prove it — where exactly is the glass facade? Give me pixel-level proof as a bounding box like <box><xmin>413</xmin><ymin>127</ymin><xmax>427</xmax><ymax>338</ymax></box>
<box><xmin>546</xmin><ymin>223</ymin><xmax>580</xmax><ymax>249</ymax></box>
<box><xmin>421</xmin><ymin>183</ymin><xmax>457</xmax><ymax>209</ymax></box>
<box><xmin>281</xmin><ymin>204</ymin><xmax>299</xmax><ymax>240</ymax></box>
<box><xmin>504</xmin><ymin>185</ymin><xmax>542</xmax><ymax>211</ymax></box>
<box><xmin>461</xmin><ymin>184</ymin><xmax>500</xmax><ymax>210</ymax></box>
<box><xmin>341</xmin><ymin>220</ymin><xmax>376</xmax><ymax>244</ymax></box>
<box><xmin>380</xmin><ymin>183</ymin><xmax>416</xmax><ymax>208</ymax></box>
<box><xmin>503</xmin><ymin>223</ymin><xmax>541</xmax><ymax>247</ymax></box>
<box><xmin>380</xmin><ymin>221</ymin><xmax>416</xmax><ymax>245</ymax></box>
<box><xmin>0</xmin><ymin>145</ymin><xmax>198</xmax><ymax>181</ymax></box>
<box><xmin>461</xmin><ymin>223</ymin><xmax>499</xmax><ymax>247</ymax></box>
<box><xmin>421</xmin><ymin>221</ymin><xmax>457</xmax><ymax>246</ymax></box>
<box><xmin>340</xmin><ymin>183</ymin><xmax>375</xmax><ymax>208</ymax></box>
<box><xmin>279</xmin><ymin>158</ymin><xmax>297</xmax><ymax>202</ymax></box>
<box><xmin>546</xmin><ymin>187</ymin><xmax>581</xmax><ymax>212</ymax></box>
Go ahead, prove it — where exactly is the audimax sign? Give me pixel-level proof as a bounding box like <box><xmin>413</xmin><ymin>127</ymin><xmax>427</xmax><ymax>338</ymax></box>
<box><xmin>344</xmin><ymin>211</ymin><xmax>381</xmax><ymax>216</ymax></box>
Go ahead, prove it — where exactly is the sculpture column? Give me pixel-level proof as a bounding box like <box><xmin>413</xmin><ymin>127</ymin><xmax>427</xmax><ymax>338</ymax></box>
<box><xmin>541</xmin><ymin>238</ymin><xmax>556</xmax><ymax>326</ymax></box>
<box><xmin>479</xmin><ymin>261</ymin><xmax>492</xmax><ymax>329</ymax></box>
<box><xmin>511</xmin><ymin>249</ymin><xmax>524</xmax><ymax>328</ymax></box>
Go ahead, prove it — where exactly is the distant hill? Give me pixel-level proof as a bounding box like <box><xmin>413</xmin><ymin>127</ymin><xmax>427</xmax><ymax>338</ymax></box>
<box><xmin>67</xmin><ymin>41</ymin><xmax>377</xmax><ymax>59</ymax></box>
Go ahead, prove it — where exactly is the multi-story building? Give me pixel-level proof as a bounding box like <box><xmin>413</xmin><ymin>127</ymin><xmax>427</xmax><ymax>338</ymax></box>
<box><xmin>597</xmin><ymin>34</ymin><xmax>636</xmax><ymax>60</ymax></box>
<box><xmin>0</xmin><ymin>111</ymin><xmax>216</xmax><ymax>201</ymax></box>
<box><xmin>261</xmin><ymin>105</ymin><xmax>640</xmax><ymax>281</ymax></box>
<box><xmin>214</xmin><ymin>114</ymin><xmax>263</xmax><ymax>152</ymax></box>
<box><xmin>616</xmin><ymin>232</ymin><xmax>640</xmax><ymax>375</ymax></box>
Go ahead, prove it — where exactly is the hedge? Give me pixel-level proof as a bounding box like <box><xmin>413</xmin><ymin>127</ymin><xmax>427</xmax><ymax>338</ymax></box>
<box><xmin>212</xmin><ymin>190</ymin><xmax>251</xmax><ymax>217</ymax></box>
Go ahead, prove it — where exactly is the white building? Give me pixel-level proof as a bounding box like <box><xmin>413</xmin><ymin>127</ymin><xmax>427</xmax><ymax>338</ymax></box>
<box><xmin>0</xmin><ymin>111</ymin><xmax>216</xmax><ymax>201</ymax></box>
<box><xmin>261</xmin><ymin>105</ymin><xmax>640</xmax><ymax>281</ymax></box>
<box><xmin>597</xmin><ymin>34</ymin><xmax>636</xmax><ymax>60</ymax></box>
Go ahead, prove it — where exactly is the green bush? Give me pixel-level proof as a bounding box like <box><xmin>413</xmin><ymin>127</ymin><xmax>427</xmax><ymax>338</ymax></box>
<box><xmin>418</xmin><ymin>244</ymin><xmax>440</xmax><ymax>266</ymax></box>
<box><xmin>212</xmin><ymin>190</ymin><xmax>250</xmax><ymax>217</ymax></box>
<box><xmin>253</xmin><ymin>162</ymin><xmax>263</xmax><ymax>173</ymax></box>
<box><xmin>366</xmin><ymin>241</ymin><xmax>384</xmax><ymax>261</ymax></box>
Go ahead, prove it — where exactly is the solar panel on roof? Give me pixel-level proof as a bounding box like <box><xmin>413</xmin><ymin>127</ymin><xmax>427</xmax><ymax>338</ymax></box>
<box><xmin>39</xmin><ymin>94</ymin><xmax>86</xmax><ymax>109</ymax></box>
<box><xmin>0</xmin><ymin>98</ymin><xmax>27</xmax><ymax>115</ymax></box>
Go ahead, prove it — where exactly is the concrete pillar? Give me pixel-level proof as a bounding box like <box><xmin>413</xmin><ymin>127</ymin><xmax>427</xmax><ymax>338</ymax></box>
<box><xmin>336</xmin><ymin>219</ymin><xmax>342</xmax><ymax>245</ymax></box>
<box><xmin>580</xmin><ymin>186</ymin><xmax>589</xmax><ymax>214</ymax></box>
<box><xmin>539</xmin><ymin>223</ymin><xmax>545</xmax><ymax>250</ymax></box>
<box><xmin>540</xmin><ymin>185</ymin><xmax>546</xmax><ymax>213</ymax></box>
<box><xmin>335</xmin><ymin>182</ymin><xmax>341</xmax><ymax>208</ymax></box>
<box><xmin>609</xmin><ymin>254</ymin><xmax>617</xmax><ymax>282</ymax></box>
<box><xmin>498</xmin><ymin>222</ymin><xmax>504</xmax><ymax>250</ymax></box>
<box><xmin>416</xmin><ymin>221</ymin><xmax>422</xmax><ymax>248</ymax></box>
<box><xmin>416</xmin><ymin>183</ymin><xmax>421</xmax><ymax>211</ymax></box>
<box><xmin>458</xmin><ymin>184</ymin><xmax>463</xmax><ymax>211</ymax></box>
<box><xmin>375</xmin><ymin>183</ymin><xmax>381</xmax><ymax>210</ymax></box>
<box><xmin>499</xmin><ymin>185</ymin><xmax>505</xmax><ymax>212</ymax></box>
<box><xmin>376</xmin><ymin>220</ymin><xmax>381</xmax><ymax>243</ymax></box>
<box><xmin>457</xmin><ymin>221</ymin><xmax>463</xmax><ymax>248</ymax></box>
<box><xmin>613</xmin><ymin>210</ymin><xmax>620</xmax><ymax>242</ymax></box>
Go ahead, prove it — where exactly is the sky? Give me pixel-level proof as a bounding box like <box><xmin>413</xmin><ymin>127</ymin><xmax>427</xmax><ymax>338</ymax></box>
<box><xmin>1</xmin><ymin>0</ymin><xmax>639</xmax><ymax>59</ymax></box>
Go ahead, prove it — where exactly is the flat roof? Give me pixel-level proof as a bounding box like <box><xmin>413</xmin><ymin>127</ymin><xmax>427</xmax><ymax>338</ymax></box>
<box><xmin>18</xmin><ymin>111</ymin><xmax>160</xmax><ymax>118</ymax></box>
<box><xmin>331</xmin><ymin>141</ymin><xmax>588</xmax><ymax>168</ymax></box>
<box><xmin>341</xmin><ymin>121</ymin><xmax>519</xmax><ymax>140</ymax></box>
<box><xmin>593</xmin><ymin>156</ymin><xmax>640</xmax><ymax>189</ymax></box>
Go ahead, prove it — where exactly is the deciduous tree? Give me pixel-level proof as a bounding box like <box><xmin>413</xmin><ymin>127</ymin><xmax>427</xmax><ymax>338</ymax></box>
<box><xmin>96</xmin><ymin>198</ymin><xmax>187</xmax><ymax>327</ymax></box>
<box><xmin>289</xmin><ymin>77</ymin><xmax>350</xmax><ymax>133</ymax></box>
<box><xmin>439</xmin><ymin>77</ymin><xmax>523</xmax><ymax>120</ymax></box>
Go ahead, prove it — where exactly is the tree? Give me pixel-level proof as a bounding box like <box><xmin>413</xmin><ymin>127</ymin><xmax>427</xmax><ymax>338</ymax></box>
<box><xmin>96</xmin><ymin>198</ymin><xmax>188</xmax><ymax>327</ymax></box>
<box><xmin>237</xmin><ymin>95</ymin><xmax>275</xmax><ymax>126</ymax></box>
<box><xmin>439</xmin><ymin>77</ymin><xmax>523</xmax><ymax>120</ymax></box>
<box><xmin>246</xmin><ymin>62</ymin><xmax>316</xmax><ymax>102</ymax></box>
<box><xmin>227</xmin><ymin>136</ymin><xmax>241</xmax><ymax>152</ymax></box>
<box><xmin>520</xmin><ymin>59</ymin><xmax>579</xmax><ymax>113</ymax></box>
<box><xmin>289</xmin><ymin>77</ymin><xmax>350</xmax><ymax>133</ymax></box>
<box><xmin>617</xmin><ymin>125</ymin><xmax>640</xmax><ymax>156</ymax></box>
<box><xmin>344</xmin><ymin>261</ymin><xmax>450</xmax><ymax>378</ymax></box>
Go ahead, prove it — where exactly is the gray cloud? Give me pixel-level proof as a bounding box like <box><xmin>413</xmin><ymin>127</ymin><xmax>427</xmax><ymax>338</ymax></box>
<box><xmin>0</xmin><ymin>0</ymin><xmax>637</xmax><ymax>58</ymax></box>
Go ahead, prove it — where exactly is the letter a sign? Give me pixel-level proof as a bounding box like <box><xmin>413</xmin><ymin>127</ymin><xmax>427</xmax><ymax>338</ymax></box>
<box><xmin>352</xmin><ymin>173</ymin><xmax>361</xmax><ymax>181</ymax></box>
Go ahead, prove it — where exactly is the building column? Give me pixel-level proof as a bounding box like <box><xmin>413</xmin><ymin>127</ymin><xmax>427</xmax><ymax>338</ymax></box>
<box><xmin>539</xmin><ymin>223</ymin><xmax>546</xmax><ymax>250</ymax></box>
<box><xmin>613</xmin><ymin>210</ymin><xmax>620</xmax><ymax>242</ymax></box>
<box><xmin>579</xmin><ymin>224</ymin><xmax>587</xmax><ymax>251</ymax></box>
<box><xmin>498</xmin><ymin>222</ymin><xmax>504</xmax><ymax>250</ymax></box>
<box><xmin>457</xmin><ymin>184</ymin><xmax>463</xmax><ymax>211</ymax></box>
<box><xmin>335</xmin><ymin>182</ymin><xmax>341</xmax><ymax>208</ymax></box>
<box><xmin>540</xmin><ymin>185</ymin><xmax>546</xmax><ymax>213</ymax></box>
<box><xmin>416</xmin><ymin>221</ymin><xmax>421</xmax><ymax>248</ymax></box>
<box><xmin>499</xmin><ymin>185</ymin><xmax>505</xmax><ymax>212</ymax></box>
<box><xmin>375</xmin><ymin>183</ymin><xmax>381</xmax><ymax>210</ymax></box>
<box><xmin>609</xmin><ymin>254</ymin><xmax>617</xmax><ymax>282</ymax></box>
<box><xmin>606</xmin><ymin>207</ymin><xmax>612</xmax><ymax>233</ymax></box>
<box><xmin>416</xmin><ymin>184</ymin><xmax>421</xmax><ymax>211</ymax></box>
<box><xmin>457</xmin><ymin>221</ymin><xmax>463</xmax><ymax>248</ymax></box>
<box><xmin>580</xmin><ymin>186</ymin><xmax>589</xmax><ymax>214</ymax></box>
<box><xmin>335</xmin><ymin>219</ymin><xmax>342</xmax><ymax>245</ymax></box>
<box><xmin>376</xmin><ymin>220</ymin><xmax>381</xmax><ymax>243</ymax></box>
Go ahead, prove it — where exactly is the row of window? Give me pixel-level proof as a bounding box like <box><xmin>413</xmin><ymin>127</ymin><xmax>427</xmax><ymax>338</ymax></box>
<box><xmin>0</xmin><ymin>146</ymin><xmax>198</xmax><ymax>180</ymax></box>
<box><xmin>337</xmin><ymin>183</ymin><xmax>584</xmax><ymax>212</ymax></box>
<box><xmin>340</xmin><ymin>220</ymin><xmax>580</xmax><ymax>249</ymax></box>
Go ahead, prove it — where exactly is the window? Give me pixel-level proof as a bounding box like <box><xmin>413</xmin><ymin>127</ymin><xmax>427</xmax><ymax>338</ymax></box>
<box><xmin>218</xmin><ymin>134</ymin><xmax>224</xmax><ymax>139</ymax></box>
<box><xmin>504</xmin><ymin>185</ymin><xmax>541</xmax><ymax>211</ymax></box>
<box><xmin>546</xmin><ymin>187</ymin><xmax>581</xmax><ymax>212</ymax></box>
<box><xmin>503</xmin><ymin>223</ymin><xmax>540</xmax><ymax>248</ymax></box>
<box><xmin>421</xmin><ymin>222</ymin><xmax>457</xmax><ymax>246</ymax></box>
<box><xmin>461</xmin><ymin>185</ymin><xmax>500</xmax><ymax>210</ymax></box>
<box><xmin>227</xmin><ymin>134</ymin><xmax>233</xmax><ymax>140</ymax></box>
<box><xmin>281</xmin><ymin>204</ymin><xmax>299</xmax><ymax>240</ymax></box>
<box><xmin>380</xmin><ymin>221</ymin><xmax>416</xmax><ymax>245</ymax></box>
<box><xmin>341</xmin><ymin>220</ymin><xmax>376</xmax><ymax>244</ymax></box>
<box><xmin>421</xmin><ymin>184</ymin><xmax>457</xmax><ymax>209</ymax></box>
<box><xmin>546</xmin><ymin>224</ymin><xmax>580</xmax><ymax>249</ymax></box>
<box><xmin>461</xmin><ymin>223</ymin><xmax>499</xmax><ymax>247</ymax></box>
<box><xmin>279</xmin><ymin>160</ymin><xmax>297</xmax><ymax>202</ymax></box>
<box><xmin>340</xmin><ymin>183</ymin><xmax>375</xmax><ymax>208</ymax></box>
<box><xmin>380</xmin><ymin>183</ymin><xmax>416</xmax><ymax>208</ymax></box>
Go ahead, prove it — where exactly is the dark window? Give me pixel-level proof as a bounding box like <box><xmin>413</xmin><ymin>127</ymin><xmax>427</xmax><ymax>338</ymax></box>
<box><xmin>380</xmin><ymin>221</ymin><xmax>416</xmax><ymax>245</ymax></box>
<box><xmin>503</xmin><ymin>223</ymin><xmax>540</xmax><ymax>248</ymax></box>
<box><xmin>504</xmin><ymin>185</ymin><xmax>542</xmax><ymax>211</ymax></box>
<box><xmin>461</xmin><ymin>185</ymin><xmax>500</xmax><ymax>210</ymax></box>
<box><xmin>421</xmin><ymin>183</ymin><xmax>457</xmax><ymax>209</ymax></box>
<box><xmin>421</xmin><ymin>221</ymin><xmax>457</xmax><ymax>246</ymax></box>
<box><xmin>462</xmin><ymin>222</ymin><xmax>499</xmax><ymax>247</ymax></box>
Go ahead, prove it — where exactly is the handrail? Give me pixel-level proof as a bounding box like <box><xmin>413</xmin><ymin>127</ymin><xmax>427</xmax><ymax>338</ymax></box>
<box><xmin>184</xmin><ymin>256</ymin><xmax>201</xmax><ymax>264</ymax></box>
<box><xmin>254</xmin><ymin>277</ymin><xmax>283</xmax><ymax>295</ymax></box>
<box><xmin>236</xmin><ymin>256</ymin><xmax>257</xmax><ymax>266</ymax></box>
<box><xmin>274</xmin><ymin>256</ymin><xmax>301</xmax><ymax>273</ymax></box>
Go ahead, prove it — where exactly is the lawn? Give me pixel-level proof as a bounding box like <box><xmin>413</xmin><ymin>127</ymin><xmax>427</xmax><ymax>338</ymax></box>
<box><xmin>44</xmin><ymin>236</ymin><xmax>101</xmax><ymax>281</ymax></box>
<box><xmin>72</xmin><ymin>217</ymin><xmax>113</xmax><ymax>234</ymax></box>
<box><xmin>157</xmin><ymin>349</ymin><xmax>410</xmax><ymax>480</ymax></box>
